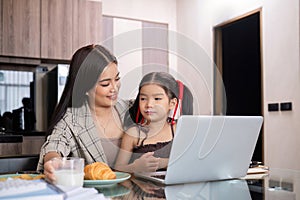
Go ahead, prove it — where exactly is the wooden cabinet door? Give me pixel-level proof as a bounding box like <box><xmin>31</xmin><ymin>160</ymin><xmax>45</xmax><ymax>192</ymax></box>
<box><xmin>22</xmin><ymin>136</ymin><xmax>46</xmax><ymax>154</ymax></box>
<box><xmin>41</xmin><ymin>0</ymin><xmax>73</xmax><ymax>60</ymax></box>
<box><xmin>72</xmin><ymin>0</ymin><xmax>102</xmax><ymax>53</ymax></box>
<box><xmin>1</xmin><ymin>0</ymin><xmax>40</xmax><ymax>58</ymax></box>
<box><xmin>0</xmin><ymin>143</ymin><xmax>22</xmax><ymax>155</ymax></box>
<box><xmin>0</xmin><ymin>0</ymin><xmax>2</xmax><ymax>55</ymax></box>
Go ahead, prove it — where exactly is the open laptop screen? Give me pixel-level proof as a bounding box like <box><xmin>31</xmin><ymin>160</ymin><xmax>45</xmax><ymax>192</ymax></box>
<box><xmin>135</xmin><ymin>115</ymin><xmax>263</xmax><ymax>185</ymax></box>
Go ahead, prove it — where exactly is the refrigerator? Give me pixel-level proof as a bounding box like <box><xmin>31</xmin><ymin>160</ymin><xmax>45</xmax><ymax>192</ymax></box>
<box><xmin>44</xmin><ymin>64</ymin><xmax>69</xmax><ymax>127</ymax></box>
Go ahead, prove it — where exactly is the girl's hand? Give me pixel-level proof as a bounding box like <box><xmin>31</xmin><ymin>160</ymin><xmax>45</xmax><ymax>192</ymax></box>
<box><xmin>158</xmin><ymin>158</ymin><xmax>169</xmax><ymax>169</ymax></box>
<box><xmin>133</xmin><ymin>152</ymin><xmax>160</xmax><ymax>172</ymax></box>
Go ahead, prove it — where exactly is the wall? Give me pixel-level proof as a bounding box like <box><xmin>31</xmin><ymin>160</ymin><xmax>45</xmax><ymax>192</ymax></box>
<box><xmin>101</xmin><ymin>0</ymin><xmax>179</xmax><ymax>101</ymax></box>
<box><xmin>101</xmin><ymin>0</ymin><xmax>176</xmax><ymax>28</ymax></box>
<box><xmin>101</xmin><ymin>0</ymin><xmax>210</xmax><ymax>114</ymax></box>
<box><xmin>177</xmin><ymin>0</ymin><xmax>300</xmax><ymax>170</ymax></box>
<box><xmin>101</xmin><ymin>0</ymin><xmax>300</xmax><ymax>170</ymax></box>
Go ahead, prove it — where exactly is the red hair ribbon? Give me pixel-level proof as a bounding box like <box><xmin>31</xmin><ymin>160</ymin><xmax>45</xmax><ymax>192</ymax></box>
<box><xmin>177</xmin><ymin>80</ymin><xmax>184</xmax><ymax>114</ymax></box>
<box><xmin>135</xmin><ymin>107</ymin><xmax>144</xmax><ymax>124</ymax></box>
<box><xmin>171</xmin><ymin>80</ymin><xmax>184</xmax><ymax>125</ymax></box>
<box><xmin>136</xmin><ymin>107</ymin><xmax>140</xmax><ymax>123</ymax></box>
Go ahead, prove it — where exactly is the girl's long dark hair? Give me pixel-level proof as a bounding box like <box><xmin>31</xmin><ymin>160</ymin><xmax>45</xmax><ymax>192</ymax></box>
<box><xmin>46</xmin><ymin>44</ymin><xmax>117</xmax><ymax>137</ymax></box>
<box><xmin>124</xmin><ymin>72</ymin><xmax>193</xmax><ymax>128</ymax></box>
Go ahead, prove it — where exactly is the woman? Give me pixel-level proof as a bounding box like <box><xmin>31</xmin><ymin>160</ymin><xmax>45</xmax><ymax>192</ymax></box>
<box><xmin>37</xmin><ymin>44</ymin><xmax>128</xmax><ymax>181</ymax></box>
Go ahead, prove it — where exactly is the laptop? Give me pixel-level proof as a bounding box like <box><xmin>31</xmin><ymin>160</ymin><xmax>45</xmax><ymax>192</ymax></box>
<box><xmin>134</xmin><ymin>115</ymin><xmax>263</xmax><ymax>185</ymax></box>
<box><xmin>165</xmin><ymin>179</ymin><xmax>251</xmax><ymax>199</ymax></box>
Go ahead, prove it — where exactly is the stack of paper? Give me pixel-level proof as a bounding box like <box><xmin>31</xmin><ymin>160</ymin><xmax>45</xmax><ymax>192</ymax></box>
<box><xmin>247</xmin><ymin>166</ymin><xmax>269</xmax><ymax>174</ymax></box>
<box><xmin>244</xmin><ymin>165</ymin><xmax>269</xmax><ymax>179</ymax></box>
<box><xmin>0</xmin><ymin>178</ymin><xmax>109</xmax><ymax>200</ymax></box>
<box><xmin>58</xmin><ymin>185</ymin><xmax>109</xmax><ymax>200</ymax></box>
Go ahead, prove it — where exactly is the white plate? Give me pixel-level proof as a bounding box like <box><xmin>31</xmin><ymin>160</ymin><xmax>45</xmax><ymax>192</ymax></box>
<box><xmin>84</xmin><ymin>172</ymin><xmax>131</xmax><ymax>186</ymax></box>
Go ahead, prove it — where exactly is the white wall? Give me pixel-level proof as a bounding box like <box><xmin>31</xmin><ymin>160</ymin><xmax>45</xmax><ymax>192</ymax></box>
<box><xmin>101</xmin><ymin>0</ymin><xmax>178</xmax><ymax>101</ymax></box>
<box><xmin>177</xmin><ymin>0</ymin><xmax>300</xmax><ymax>170</ymax></box>
<box><xmin>101</xmin><ymin>0</ymin><xmax>211</xmax><ymax>114</ymax></box>
<box><xmin>101</xmin><ymin>0</ymin><xmax>176</xmax><ymax>28</ymax></box>
<box><xmin>101</xmin><ymin>0</ymin><xmax>177</xmax><ymax>68</ymax></box>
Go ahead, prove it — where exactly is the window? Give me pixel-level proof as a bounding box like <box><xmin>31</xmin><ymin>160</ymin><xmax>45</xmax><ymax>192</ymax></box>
<box><xmin>0</xmin><ymin>70</ymin><xmax>34</xmax><ymax>113</ymax></box>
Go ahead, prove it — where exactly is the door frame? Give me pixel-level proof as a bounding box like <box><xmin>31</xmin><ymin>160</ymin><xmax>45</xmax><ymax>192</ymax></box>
<box><xmin>213</xmin><ymin>8</ymin><xmax>264</xmax><ymax>115</ymax></box>
<box><xmin>213</xmin><ymin>8</ymin><xmax>265</xmax><ymax>161</ymax></box>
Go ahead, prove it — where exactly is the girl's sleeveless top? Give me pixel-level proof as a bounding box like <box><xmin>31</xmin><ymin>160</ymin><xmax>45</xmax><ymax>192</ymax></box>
<box><xmin>129</xmin><ymin>125</ymin><xmax>174</xmax><ymax>164</ymax></box>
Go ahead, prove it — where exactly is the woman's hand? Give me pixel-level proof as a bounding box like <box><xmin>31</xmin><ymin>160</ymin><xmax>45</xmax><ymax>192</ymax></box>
<box><xmin>43</xmin><ymin>152</ymin><xmax>61</xmax><ymax>182</ymax></box>
<box><xmin>44</xmin><ymin>159</ymin><xmax>56</xmax><ymax>182</ymax></box>
<box><xmin>133</xmin><ymin>152</ymin><xmax>160</xmax><ymax>173</ymax></box>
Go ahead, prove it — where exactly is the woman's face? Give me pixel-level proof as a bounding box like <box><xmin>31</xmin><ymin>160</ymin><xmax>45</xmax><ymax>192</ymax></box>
<box><xmin>139</xmin><ymin>84</ymin><xmax>176</xmax><ymax>123</ymax></box>
<box><xmin>88</xmin><ymin>63</ymin><xmax>121</xmax><ymax>108</ymax></box>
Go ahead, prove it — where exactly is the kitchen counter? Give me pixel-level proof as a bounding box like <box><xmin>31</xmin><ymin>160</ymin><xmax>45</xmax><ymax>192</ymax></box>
<box><xmin>0</xmin><ymin>132</ymin><xmax>45</xmax><ymax>155</ymax></box>
<box><xmin>0</xmin><ymin>134</ymin><xmax>23</xmax><ymax>143</ymax></box>
<box><xmin>4</xmin><ymin>131</ymin><xmax>46</xmax><ymax>136</ymax></box>
<box><xmin>0</xmin><ymin>134</ymin><xmax>23</xmax><ymax>155</ymax></box>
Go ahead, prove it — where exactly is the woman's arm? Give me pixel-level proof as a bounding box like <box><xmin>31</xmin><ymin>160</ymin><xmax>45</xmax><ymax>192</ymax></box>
<box><xmin>38</xmin><ymin>116</ymin><xmax>72</xmax><ymax>180</ymax></box>
<box><xmin>44</xmin><ymin>151</ymin><xmax>61</xmax><ymax>163</ymax></box>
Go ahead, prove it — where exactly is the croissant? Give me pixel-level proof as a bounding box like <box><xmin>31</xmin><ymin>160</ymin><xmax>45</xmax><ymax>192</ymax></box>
<box><xmin>84</xmin><ymin>162</ymin><xmax>116</xmax><ymax>180</ymax></box>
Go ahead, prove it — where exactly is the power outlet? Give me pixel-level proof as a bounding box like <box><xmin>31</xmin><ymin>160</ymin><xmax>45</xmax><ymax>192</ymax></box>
<box><xmin>280</xmin><ymin>102</ymin><xmax>292</xmax><ymax>111</ymax></box>
<box><xmin>268</xmin><ymin>103</ymin><xmax>279</xmax><ymax>112</ymax></box>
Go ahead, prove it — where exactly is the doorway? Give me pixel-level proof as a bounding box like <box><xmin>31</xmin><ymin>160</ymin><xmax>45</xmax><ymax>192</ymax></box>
<box><xmin>213</xmin><ymin>10</ymin><xmax>263</xmax><ymax>162</ymax></box>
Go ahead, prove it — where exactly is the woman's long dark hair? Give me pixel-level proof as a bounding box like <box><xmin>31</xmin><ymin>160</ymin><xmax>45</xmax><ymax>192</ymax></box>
<box><xmin>46</xmin><ymin>44</ymin><xmax>117</xmax><ymax>137</ymax></box>
<box><xmin>124</xmin><ymin>72</ymin><xmax>193</xmax><ymax>128</ymax></box>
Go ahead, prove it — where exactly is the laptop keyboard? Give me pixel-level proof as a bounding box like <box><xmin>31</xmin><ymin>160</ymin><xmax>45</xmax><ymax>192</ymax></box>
<box><xmin>152</xmin><ymin>174</ymin><xmax>166</xmax><ymax>179</ymax></box>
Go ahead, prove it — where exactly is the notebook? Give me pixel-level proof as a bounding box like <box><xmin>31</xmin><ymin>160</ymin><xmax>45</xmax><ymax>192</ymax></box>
<box><xmin>134</xmin><ymin>115</ymin><xmax>263</xmax><ymax>185</ymax></box>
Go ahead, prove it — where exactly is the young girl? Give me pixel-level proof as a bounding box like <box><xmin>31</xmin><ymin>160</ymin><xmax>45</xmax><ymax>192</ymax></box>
<box><xmin>115</xmin><ymin>72</ymin><xmax>193</xmax><ymax>173</ymax></box>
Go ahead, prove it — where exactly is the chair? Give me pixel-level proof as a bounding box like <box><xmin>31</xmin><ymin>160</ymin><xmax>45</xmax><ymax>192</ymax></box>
<box><xmin>0</xmin><ymin>154</ymin><xmax>39</xmax><ymax>174</ymax></box>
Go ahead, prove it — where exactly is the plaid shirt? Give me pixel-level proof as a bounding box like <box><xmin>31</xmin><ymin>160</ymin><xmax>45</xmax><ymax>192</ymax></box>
<box><xmin>37</xmin><ymin>100</ymin><xmax>129</xmax><ymax>171</ymax></box>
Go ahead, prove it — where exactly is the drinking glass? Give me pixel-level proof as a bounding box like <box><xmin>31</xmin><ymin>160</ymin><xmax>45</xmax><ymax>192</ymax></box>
<box><xmin>51</xmin><ymin>157</ymin><xmax>85</xmax><ymax>187</ymax></box>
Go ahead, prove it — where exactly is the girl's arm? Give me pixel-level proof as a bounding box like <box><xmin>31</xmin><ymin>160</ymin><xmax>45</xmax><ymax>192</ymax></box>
<box><xmin>114</xmin><ymin>132</ymin><xmax>136</xmax><ymax>173</ymax></box>
<box><xmin>114</xmin><ymin>128</ymin><xmax>160</xmax><ymax>173</ymax></box>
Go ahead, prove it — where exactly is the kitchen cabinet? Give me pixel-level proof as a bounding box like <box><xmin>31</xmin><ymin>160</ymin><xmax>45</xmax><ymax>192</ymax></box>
<box><xmin>22</xmin><ymin>136</ymin><xmax>45</xmax><ymax>155</ymax></box>
<box><xmin>0</xmin><ymin>134</ymin><xmax>23</xmax><ymax>155</ymax></box>
<box><xmin>41</xmin><ymin>0</ymin><xmax>73</xmax><ymax>60</ymax></box>
<box><xmin>0</xmin><ymin>0</ymin><xmax>2</xmax><ymax>54</ymax></box>
<box><xmin>0</xmin><ymin>143</ymin><xmax>22</xmax><ymax>155</ymax></box>
<box><xmin>1</xmin><ymin>0</ymin><xmax>41</xmax><ymax>58</ymax></box>
<box><xmin>72</xmin><ymin>0</ymin><xmax>102</xmax><ymax>54</ymax></box>
<box><xmin>0</xmin><ymin>0</ymin><xmax>102</xmax><ymax>60</ymax></box>
<box><xmin>41</xmin><ymin>0</ymin><xmax>102</xmax><ymax>60</ymax></box>
<box><xmin>0</xmin><ymin>135</ymin><xmax>45</xmax><ymax>155</ymax></box>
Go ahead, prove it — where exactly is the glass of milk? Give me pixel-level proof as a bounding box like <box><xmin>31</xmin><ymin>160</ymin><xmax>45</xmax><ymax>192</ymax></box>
<box><xmin>52</xmin><ymin>157</ymin><xmax>85</xmax><ymax>187</ymax></box>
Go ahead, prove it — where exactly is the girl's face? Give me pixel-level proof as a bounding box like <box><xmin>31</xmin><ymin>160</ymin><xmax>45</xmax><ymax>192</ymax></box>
<box><xmin>139</xmin><ymin>84</ymin><xmax>177</xmax><ymax>123</ymax></box>
<box><xmin>88</xmin><ymin>63</ymin><xmax>121</xmax><ymax>108</ymax></box>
